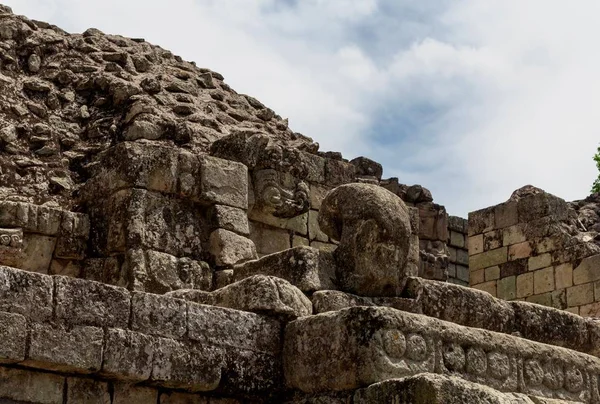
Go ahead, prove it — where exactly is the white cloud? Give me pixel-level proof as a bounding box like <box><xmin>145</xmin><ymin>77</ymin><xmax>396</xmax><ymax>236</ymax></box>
<box><xmin>4</xmin><ymin>0</ymin><xmax>600</xmax><ymax>217</ymax></box>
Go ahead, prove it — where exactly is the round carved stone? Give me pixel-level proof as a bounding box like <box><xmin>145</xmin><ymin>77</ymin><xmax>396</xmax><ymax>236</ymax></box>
<box><xmin>442</xmin><ymin>343</ymin><xmax>465</xmax><ymax>371</ymax></box>
<box><xmin>465</xmin><ymin>347</ymin><xmax>487</xmax><ymax>375</ymax></box>
<box><xmin>487</xmin><ymin>351</ymin><xmax>510</xmax><ymax>380</ymax></box>
<box><xmin>565</xmin><ymin>367</ymin><xmax>584</xmax><ymax>393</ymax></box>
<box><xmin>524</xmin><ymin>359</ymin><xmax>544</xmax><ymax>386</ymax></box>
<box><xmin>0</xmin><ymin>235</ymin><xmax>9</xmax><ymax>245</ymax></box>
<box><xmin>405</xmin><ymin>334</ymin><xmax>428</xmax><ymax>361</ymax></box>
<box><xmin>318</xmin><ymin>183</ymin><xmax>413</xmax><ymax>296</ymax></box>
<box><xmin>382</xmin><ymin>329</ymin><xmax>406</xmax><ymax>359</ymax></box>
<box><xmin>543</xmin><ymin>360</ymin><xmax>565</xmax><ymax>390</ymax></box>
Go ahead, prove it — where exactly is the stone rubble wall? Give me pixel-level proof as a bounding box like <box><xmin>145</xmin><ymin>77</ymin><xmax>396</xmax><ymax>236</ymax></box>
<box><xmin>468</xmin><ymin>190</ymin><xmax>600</xmax><ymax>317</ymax></box>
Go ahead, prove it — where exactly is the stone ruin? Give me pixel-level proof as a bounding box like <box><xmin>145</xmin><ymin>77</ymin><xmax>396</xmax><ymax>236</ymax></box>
<box><xmin>1</xmin><ymin>4</ymin><xmax>600</xmax><ymax>403</ymax></box>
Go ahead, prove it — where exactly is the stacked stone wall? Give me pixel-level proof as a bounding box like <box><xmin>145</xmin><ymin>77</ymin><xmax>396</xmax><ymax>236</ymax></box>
<box><xmin>468</xmin><ymin>191</ymin><xmax>600</xmax><ymax>316</ymax></box>
<box><xmin>447</xmin><ymin>215</ymin><xmax>469</xmax><ymax>286</ymax></box>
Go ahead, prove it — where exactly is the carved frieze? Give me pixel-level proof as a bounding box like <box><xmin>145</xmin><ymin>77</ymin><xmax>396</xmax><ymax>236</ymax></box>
<box><xmin>0</xmin><ymin>228</ymin><xmax>23</xmax><ymax>249</ymax></box>
<box><xmin>253</xmin><ymin>169</ymin><xmax>309</xmax><ymax>218</ymax></box>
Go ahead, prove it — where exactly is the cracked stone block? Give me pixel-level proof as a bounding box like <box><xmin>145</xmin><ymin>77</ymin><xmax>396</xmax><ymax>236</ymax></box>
<box><xmin>0</xmin><ymin>265</ymin><xmax>53</xmax><ymax>322</ymax></box>
<box><xmin>102</xmin><ymin>328</ymin><xmax>155</xmax><ymax>381</ymax></box>
<box><xmin>55</xmin><ymin>276</ymin><xmax>130</xmax><ymax>328</ymax></box>
<box><xmin>26</xmin><ymin>323</ymin><xmax>103</xmax><ymax>373</ymax></box>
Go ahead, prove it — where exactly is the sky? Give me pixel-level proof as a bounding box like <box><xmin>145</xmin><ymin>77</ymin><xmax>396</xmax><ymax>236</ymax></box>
<box><xmin>4</xmin><ymin>0</ymin><xmax>600</xmax><ymax>217</ymax></box>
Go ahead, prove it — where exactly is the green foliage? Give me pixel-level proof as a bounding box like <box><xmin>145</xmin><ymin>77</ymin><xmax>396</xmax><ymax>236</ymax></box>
<box><xmin>593</xmin><ymin>145</ymin><xmax>600</xmax><ymax>194</ymax></box>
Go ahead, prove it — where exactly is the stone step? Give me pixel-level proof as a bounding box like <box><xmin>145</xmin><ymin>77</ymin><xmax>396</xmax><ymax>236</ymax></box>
<box><xmin>284</xmin><ymin>306</ymin><xmax>600</xmax><ymax>403</ymax></box>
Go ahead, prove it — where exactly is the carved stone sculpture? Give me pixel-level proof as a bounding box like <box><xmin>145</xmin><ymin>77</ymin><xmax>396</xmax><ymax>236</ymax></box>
<box><xmin>318</xmin><ymin>183</ymin><xmax>413</xmax><ymax>296</ymax></box>
<box><xmin>253</xmin><ymin>169</ymin><xmax>310</xmax><ymax>218</ymax></box>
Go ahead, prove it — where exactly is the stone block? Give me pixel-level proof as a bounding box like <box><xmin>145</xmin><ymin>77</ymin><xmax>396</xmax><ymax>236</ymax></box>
<box><xmin>497</xmin><ymin>276</ymin><xmax>516</xmax><ymax>300</ymax></box>
<box><xmin>208</xmin><ymin>205</ymin><xmax>249</xmax><ymax>236</ymax></box>
<box><xmin>525</xmin><ymin>292</ymin><xmax>552</xmax><ymax>307</ymax></box>
<box><xmin>528</xmin><ymin>253</ymin><xmax>552</xmax><ymax>272</ymax></box>
<box><xmin>470</xmin><ymin>268</ymin><xmax>484</xmax><ymax>285</ymax></box>
<box><xmin>502</xmin><ymin>225</ymin><xmax>526</xmax><ymax>246</ymax></box>
<box><xmin>0</xmin><ymin>367</ymin><xmax>64</xmax><ymax>404</ymax></box>
<box><xmin>516</xmin><ymin>272</ymin><xmax>534</xmax><ymax>298</ymax></box>
<box><xmin>449</xmin><ymin>231</ymin><xmax>465</xmax><ymax>248</ymax></box>
<box><xmin>308</xmin><ymin>210</ymin><xmax>328</xmax><ymax>242</ymax></box>
<box><xmin>178</xmin><ymin>150</ymin><xmax>202</xmax><ymax>200</ymax></box>
<box><xmin>499</xmin><ymin>258</ymin><xmax>528</xmax><ymax>278</ymax></box>
<box><xmin>448</xmin><ymin>215</ymin><xmax>467</xmax><ymax>233</ymax></box>
<box><xmin>494</xmin><ymin>201</ymin><xmax>518</xmax><ymax>229</ymax></box>
<box><xmin>50</xmin><ymin>259</ymin><xmax>81</xmax><ymax>277</ymax></box>
<box><xmin>55</xmin><ymin>276</ymin><xmax>130</xmax><ymax>328</ymax></box>
<box><xmin>580</xmin><ymin>301</ymin><xmax>600</xmax><ymax>317</ymax></box>
<box><xmin>26</xmin><ymin>323</ymin><xmax>103</xmax><ymax>373</ymax></box>
<box><xmin>66</xmin><ymin>378</ymin><xmax>110</xmax><ymax>404</ymax></box>
<box><xmin>0</xmin><ymin>265</ymin><xmax>53</xmax><ymax>322</ymax></box>
<box><xmin>1</xmin><ymin>233</ymin><xmax>56</xmax><ymax>273</ymax></box>
<box><xmin>354</xmin><ymin>373</ymin><xmax>526</xmax><ymax>404</ymax></box>
<box><xmin>535</xmin><ymin>237</ymin><xmax>559</xmax><ymax>254</ymax></box>
<box><xmin>177</xmin><ymin>275</ymin><xmax>311</xmax><ymax>320</ymax></box>
<box><xmin>403</xmin><ymin>277</ymin><xmax>514</xmax><ymax>333</ymax></box>
<box><xmin>303</xmin><ymin>152</ymin><xmax>326</xmax><ymax>184</ymax></box>
<box><xmin>469</xmin><ymin>247</ymin><xmax>507</xmax><ymax>270</ymax></box>
<box><xmin>136</xmin><ymin>250</ymin><xmax>211</xmax><ymax>294</ymax></box>
<box><xmin>468</xmin><ymin>206</ymin><xmax>494</xmax><ymax>236</ymax></box>
<box><xmin>200</xmin><ymin>155</ymin><xmax>248</xmax><ymax>209</ymax></box>
<box><xmin>213</xmin><ymin>269</ymin><xmax>234</xmax><ymax>289</ymax></box>
<box><xmin>456</xmin><ymin>249</ymin><xmax>469</xmax><ymax>266</ymax></box>
<box><xmin>209</xmin><ymin>229</ymin><xmax>257</xmax><ymax>267</ymax></box>
<box><xmin>102</xmin><ymin>328</ymin><xmax>155</xmax><ymax>380</ymax></box>
<box><xmin>160</xmin><ymin>391</ymin><xmax>208</xmax><ymax>403</ymax></box>
<box><xmin>324</xmin><ymin>159</ymin><xmax>355</xmax><ymax>186</ymax></box>
<box><xmin>311</xmin><ymin>241</ymin><xmax>337</xmax><ymax>252</ymax></box>
<box><xmin>485</xmin><ymin>266</ymin><xmax>500</xmax><ymax>281</ymax></box>
<box><xmin>456</xmin><ymin>265</ymin><xmax>469</xmax><ymax>282</ymax></box>
<box><xmin>508</xmin><ymin>241</ymin><xmax>532</xmax><ymax>261</ymax></box>
<box><xmin>151</xmin><ymin>337</ymin><xmax>223</xmax><ymax>392</ymax></box>
<box><xmin>510</xmin><ymin>301</ymin><xmax>590</xmax><ymax>353</ymax></box>
<box><xmin>418</xmin><ymin>203</ymin><xmax>448</xmax><ymax>241</ymax></box>
<box><xmin>516</xmin><ymin>192</ymin><xmax>568</xmax><ymax>223</ymax></box>
<box><xmin>472</xmin><ymin>280</ymin><xmax>496</xmax><ymax>297</ymax></box>
<box><xmin>187</xmin><ymin>302</ymin><xmax>281</xmax><ymax>354</ymax></box>
<box><xmin>467</xmin><ymin>234</ymin><xmax>483</xmax><ymax>255</ymax></box>
<box><xmin>533</xmin><ymin>267</ymin><xmax>554</xmax><ymax>295</ymax></box>
<box><xmin>248</xmin><ymin>206</ymin><xmax>308</xmax><ymax>236</ymax></box>
<box><xmin>82</xmin><ymin>142</ymin><xmax>178</xmax><ymax>197</ymax></box>
<box><xmin>0</xmin><ymin>311</ymin><xmax>26</xmax><ymax>363</ymax></box>
<box><xmin>483</xmin><ymin>230</ymin><xmax>502</xmax><ymax>251</ymax></box>
<box><xmin>131</xmin><ymin>292</ymin><xmax>187</xmax><ymax>339</ymax></box>
<box><xmin>292</xmin><ymin>235</ymin><xmax>309</xmax><ymax>247</ymax></box>
<box><xmin>573</xmin><ymin>254</ymin><xmax>600</xmax><ymax>285</ymax></box>
<box><xmin>112</xmin><ymin>383</ymin><xmax>159</xmax><ymax>404</ymax></box>
<box><xmin>233</xmin><ymin>246</ymin><xmax>336</xmax><ymax>293</ymax></box>
<box><xmin>567</xmin><ymin>283</ymin><xmax>594</xmax><ymax>307</ymax></box>
<box><xmin>249</xmin><ymin>222</ymin><xmax>291</xmax><ymax>255</ymax></box>
<box><xmin>309</xmin><ymin>184</ymin><xmax>330</xmax><ymax>210</ymax></box>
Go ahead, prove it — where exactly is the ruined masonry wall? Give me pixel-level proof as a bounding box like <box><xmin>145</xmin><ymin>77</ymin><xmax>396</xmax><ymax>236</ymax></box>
<box><xmin>447</xmin><ymin>215</ymin><xmax>469</xmax><ymax>286</ymax></box>
<box><xmin>468</xmin><ymin>192</ymin><xmax>600</xmax><ymax>317</ymax></box>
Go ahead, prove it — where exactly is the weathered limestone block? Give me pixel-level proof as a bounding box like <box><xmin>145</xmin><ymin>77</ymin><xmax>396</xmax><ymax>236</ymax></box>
<box><xmin>311</xmin><ymin>290</ymin><xmax>420</xmax><ymax>315</ymax></box>
<box><xmin>0</xmin><ymin>265</ymin><xmax>53</xmax><ymax>322</ymax></box>
<box><xmin>209</xmin><ymin>229</ymin><xmax>257</xmax><ymax>267</ymax></box>
<box><xmin>66</xmin><ymin>378</ymin><xmax>110</xmax><ymax>404</ymax></box>
<box><xmin>324</xmin><ymin>158</ymin><xmax>355</xmax><ymax>186</ymax></box>
<box><xmin>318</xmin><ymin>183</ymin><xmax>414</xmax><ymax>296</ymax></box>
<box><xmin>232</xmin><ymin>246</ymin><xmax>336</xmax><ymax>293</ymax></box>
<box><xmin>199</xmin><ymin>155</ymin><xmax>248</xmax><ymax>209</ymax></box>
<box><xmin>82</xmin><ymin>142</ymin><xmax>179</xmax><ymax>197</ymax></box>
<box><xmin>510</xmin><ymin>301</ymin><xmax>591</xmax><ymax>355</ymax></box>
<box><xmin>55</xmin><ymin>276</ymin><xmax>130</xmax><ymax>328</ymax></box>
<box><xmin>284</xmin><ymin>306</ymin><xmax>600</xmax><ymax>403</ymax></box>
<box><xmin>0</xmin><ymin>311</ymin><xmax>26</xmax><ymax>363</ymax></box>
<box><xmin>112</xmin><ymin>383</ymin><xmax>158</xmax><ymax>404</ymax></box>
<box><xmin>187</xmin><ymin>302</ymin><xmax>281</xmax><ymax>355</ymax></box>
<box><xmin>350</xmin><ymin>156</ymin><xmax>383</xmax><ymax>180</ymax></box>
<box><xmin>0</xmin><ymin>232</ymin><xmax>57</xmax><ymax>273</ymax></box>
<box><xmin>102</xmin><ymin>328</ymin><xmax>155</xmax><ymax>381</ymax></box>
<box><xmin>249</xmin><ymin>222</ymin><xmax>292</xmax><ymax>255</ymax></box>
<box><xmin>403</xmin><ymin>277</ymin><xmax>515</xmax><ymax>334</ymax></box>
<box><xmin>26</xmin><ymin>323</ymin><xmax>104</xmax><ymax>373</ymax></box>
<box><xmin>208</xmin><ymin>205</ymin><xmax>250</xmax><ymax>236</ymax></box>
<box><xmin>418</xmin><ymin>202</ymin><xmax>449</xmax><ymax>242</ymax></box>
<box><xmin>0</xmin><ymin>367</ymin><xmax>65</xmax><ymax>404</ymax></box>
<box><xmin>151</xmin><ymin>338</ymin><xmax>223</xmax><ymax>392</ymax></box>
<box><xmin>134</xmin><ymin>250</ymin><xmax>212</xmax><ymax>294</ymax></box>
<box><xmin>515</xmin><ymin>190</ymin><xmax>569</xmax><ymax>223</ymax></box>
<box><xmin>131</xmin><ymin>292</ymin><xmax>187</xmax><ymax>339</ymax></box>
<box><xmin>167</xmin><ymin>275</ymin><xmax>312</xmax><ymax>320</ymax></box>
<box><xmin>89</xmin><ymin>188</ymin><xmax>204</xmax><ymax>259</ymax></box>
<box><xmin>0</xmin><ymin>201</ymin><xmax>62</xmax><ymax>236</ymax></box>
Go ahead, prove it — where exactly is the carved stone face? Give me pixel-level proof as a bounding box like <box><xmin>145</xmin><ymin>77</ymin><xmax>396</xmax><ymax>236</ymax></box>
<box><xmin>253</xmin><ymin>169</ymin><xmax>310</xmax><ymax>218</ymax></box>
<box><xmin>318</xmin><ymin>183</ymin><xmax>413</xmax><ymax>296</ymax></box>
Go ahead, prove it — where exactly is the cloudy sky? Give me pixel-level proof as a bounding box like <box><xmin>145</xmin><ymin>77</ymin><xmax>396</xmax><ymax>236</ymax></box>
<box><xmin>5</xmin><ymin>0</ymin><xmax>600</xmax><ymax>217</ymax></box>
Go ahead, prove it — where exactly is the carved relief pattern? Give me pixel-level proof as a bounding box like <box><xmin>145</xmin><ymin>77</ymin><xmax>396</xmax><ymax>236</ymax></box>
<box><xmin>253</xmin><ymin>169</ymin><xmax>309</xmax><ymax>218</ymax></box>
<box><xmin>0</xmin><ymin>228</ymin><xmax>23</xmax><ymax>249</ymax></box>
